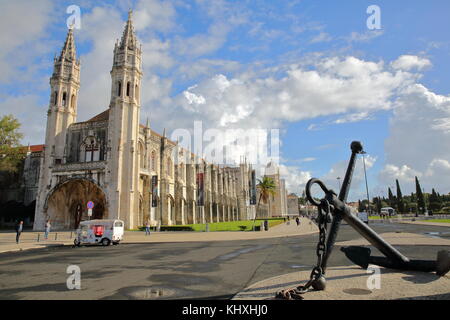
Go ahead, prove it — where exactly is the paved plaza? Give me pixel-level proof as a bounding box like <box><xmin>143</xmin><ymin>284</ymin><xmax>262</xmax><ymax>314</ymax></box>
<box><xmin>0</xmin><ymin>220</ymin><xmax>448</xmax><ymax>300</ymax></box>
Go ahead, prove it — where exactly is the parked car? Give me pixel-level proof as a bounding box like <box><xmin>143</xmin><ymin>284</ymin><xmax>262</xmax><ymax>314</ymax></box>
<box><xmin>381</xmin><ymin>207</ymin><xmax>396</xmax><ymax>217</ymax></box>
<box><xmin>74</xmin><ymin>219</ymin><xmax>124</xmax><ymax>247</ymax></box>
<box><xmin>356</xmin><ymin>211</ymin><xmax>369</xmax><ymax>224</ymax></box>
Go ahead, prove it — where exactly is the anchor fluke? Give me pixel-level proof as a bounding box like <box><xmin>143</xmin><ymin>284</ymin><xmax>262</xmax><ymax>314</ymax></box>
<box><xmin>436</xmin><ymin>250</ymin><xmax>450</xmax><ymax>276</ymax></box>
<box><xmin>341</xmin><ymin>246</ymin><xmax>370</xmax><ymax>269</ymax></box>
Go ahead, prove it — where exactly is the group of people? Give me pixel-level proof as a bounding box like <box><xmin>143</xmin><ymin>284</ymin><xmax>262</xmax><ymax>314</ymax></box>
<box><xmin>14</xmin><ymin>219</ymin><xmax>51</xmax><ymax>244</ymax></box>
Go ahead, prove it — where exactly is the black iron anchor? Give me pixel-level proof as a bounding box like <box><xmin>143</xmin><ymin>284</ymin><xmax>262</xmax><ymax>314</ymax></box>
<box><xmin>305</xmin><ymin>141</ymin><xmax>450</xmax><ymax>282</ymax></box>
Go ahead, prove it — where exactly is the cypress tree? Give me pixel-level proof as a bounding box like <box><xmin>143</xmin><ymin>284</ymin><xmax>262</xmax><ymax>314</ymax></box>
<box><xmin>396</xmin><ymin>179</ymin><xmax>405</xmax><ymax>214</ymax></box>
<box><xmin>415</xmin><ymin>176</ymin><xmax>426</xmax><ymax>214</ymax></box>
<box><xmin>388</xmin><ymin>187</ymin><xmax>395</xmax><ymax>208</ymax></box>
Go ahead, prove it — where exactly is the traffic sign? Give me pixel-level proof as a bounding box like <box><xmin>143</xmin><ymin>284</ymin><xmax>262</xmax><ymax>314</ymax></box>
<box><xmin>87</xmin><ymin>201</ymin><xmax>94</xmax><ymax>209</ymax></box>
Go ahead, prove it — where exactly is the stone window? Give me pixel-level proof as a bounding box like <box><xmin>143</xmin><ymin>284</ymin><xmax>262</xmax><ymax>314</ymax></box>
<box><xmin>71</xmin><ymin>94</ymin><xmax>76</xmax><ymax>109</ymax></box>
<box><xmin>62</xmin><ymin>92</ymin><xmax>67</xmax><ymax>107</ymax></box>
<box><xmin>117</xmin><ymin>81</ymin><xmax>122</xmax><ymax>97</ymax></box>
<box><xmin>80</xmin><ymin>136</ymin><xmax>100</xmax><ymax>162</ymax></box>
<box><xmin>54</xmin><ymin>91</ymin><xmax>58</xmax><ymax>105</ymax></box>
<box><xmin>138</xmin><ymin>142</ymin><xmax>145</xmax><ymax>169</ymax></box>
<box><xmin>126</xmin><ymin>81</ymin><xmax>131</xmax><ymax>97</ymax></box>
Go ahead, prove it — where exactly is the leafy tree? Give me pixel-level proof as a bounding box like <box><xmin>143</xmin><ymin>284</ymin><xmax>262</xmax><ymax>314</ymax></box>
<box><xmin>415</xmin><ymin>176</ymin><xmax>426</xmax><ymax>214</ymax></box>
<box><xmin>396</xmin><ymin>179</ymin><xmax>405</xmax><ymax>214</ymax></box>
<box><xmin>0</xmin><ymin>115</ymin><xmax>24</xmax><ymax>173</ymax></box>
<box><xmin>429</xmin><ymin>188</ymin><xmax>442</xmax><ymax>211</ymax></box>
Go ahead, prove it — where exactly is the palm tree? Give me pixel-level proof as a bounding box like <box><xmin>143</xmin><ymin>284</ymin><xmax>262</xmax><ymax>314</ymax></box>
<box><xmin>252</xmin><ymin>176</ymin><xmax>276</xmax><ymax>230</ymax></box>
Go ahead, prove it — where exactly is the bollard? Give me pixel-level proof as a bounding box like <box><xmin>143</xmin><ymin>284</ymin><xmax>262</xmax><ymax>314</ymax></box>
<box><xmin>70</xmin><ymin>231</ymin><xmax>73</xmax><ymax>239</ymax></box>
<box><xmin>37</xmin><ymin>233</ymin><xmax>40</xmax><ymax>242</ymax></box>
<box><xmin>55</xmin><ymin>233</ymin><xmax>57</xmax><ymax>241</ymax></box>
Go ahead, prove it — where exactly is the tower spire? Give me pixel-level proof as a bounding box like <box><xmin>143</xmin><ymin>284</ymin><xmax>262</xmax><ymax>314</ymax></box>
<box><xmin>120</xmin><ymin>9</ymin><xmax>137</xmax><ymax>49</ymax></box>
<box><xmin>59</xmin><ymin>27</ymin><xmax>76</xmax><ymax>62</ymax></box>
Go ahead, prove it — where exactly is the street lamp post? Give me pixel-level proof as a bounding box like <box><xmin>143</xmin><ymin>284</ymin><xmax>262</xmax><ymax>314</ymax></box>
<box><xmin>361</xmin><ymin>151</ymin><xmax>371</xmax><ymax>215</ymax></box>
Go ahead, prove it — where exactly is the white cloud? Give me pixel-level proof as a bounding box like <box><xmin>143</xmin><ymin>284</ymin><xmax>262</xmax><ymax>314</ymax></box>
<box><xmin>391</xmin><ymin>55</ymin><xmax>432</xmax><ymax>71</ymax></box>
<box><xmin>382</xmin><ymin>84</ymin><xmax>450</xmax><ymax>194</ymax></box>
<box><xmin>0</xmin><ymin>0</ymin><xmax>53</xmax><ymax>83</ymax></box>
<box><xmin>310</xmin><ymin>32</ymin><xmax>332</xmax><ymax>44</ymax></box>
<box><xmin>176</xmin><ymin>56</ymin><xmax>416</xmax><ymax>134</ymax></box>
<box><xmin>279</xmin><ymin>164</ymin><xmax>312</xmax><ymax>194</ymax></box>
<box><xmin>346</xmin><ymin>30</ymin><xmax>383</xmax><ymax>42</ymax></box>
<box><xmin>334</xmin><ymin>112</ymin><xmax>373</xmax><ymax>124</ymax></box>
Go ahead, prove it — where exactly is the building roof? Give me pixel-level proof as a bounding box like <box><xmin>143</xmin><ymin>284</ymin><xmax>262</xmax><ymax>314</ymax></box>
<box><xmin>29</xmin><ymin>145</ymin><xmax>44</xmax><ymax>153</ymax></box>
<box><xmin>86</xmin><ymin>109</ymin><xmax>110</xmax><ymax>122</ymax></box>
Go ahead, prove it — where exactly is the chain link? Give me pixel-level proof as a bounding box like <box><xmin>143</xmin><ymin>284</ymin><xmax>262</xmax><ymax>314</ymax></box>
<box><xmin>276</xmin><ymin>199</ymin><xmax>330</xmax><ymax>300</ymax></box>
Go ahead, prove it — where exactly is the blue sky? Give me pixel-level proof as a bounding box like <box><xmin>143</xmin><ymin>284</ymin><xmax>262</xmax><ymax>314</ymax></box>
<box><xmin>1</xmin><ymin>0</ymin><xmax>450</xmax><ymax>201</ymax></box>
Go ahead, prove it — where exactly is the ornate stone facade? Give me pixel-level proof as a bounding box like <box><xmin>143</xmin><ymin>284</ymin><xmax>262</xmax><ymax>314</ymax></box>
<box><xmin>33</xmin><ymin>12</ymin><xmax>257</xmax><ymax>230</ymax></box>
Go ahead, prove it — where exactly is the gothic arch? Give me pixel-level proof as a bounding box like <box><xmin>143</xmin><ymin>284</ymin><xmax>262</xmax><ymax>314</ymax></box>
<box><xmin>117</xmin><ymin>81</ymin><xmax>122</xmax><ymax>97</ymax></box>
<box><xmin>70</xmin><ymin>94</ymin><xmax>76</xmax><ymax>109</ymax></box>
<box><xmin>138</xmin><ymin>140</ymin><xmax>146</xmax><ymax>169</ymax></box>
<box><xmin>43</xmin><ymin>177</ymin><xmax>108</xmax><ymax>230</ymax></box>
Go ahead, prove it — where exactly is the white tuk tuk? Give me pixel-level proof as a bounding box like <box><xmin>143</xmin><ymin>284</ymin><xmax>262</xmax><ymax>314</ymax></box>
<box><xmin>74</xmin><ymin>219</ymin><xmax>124</xmax><ymax>246</ymax></box>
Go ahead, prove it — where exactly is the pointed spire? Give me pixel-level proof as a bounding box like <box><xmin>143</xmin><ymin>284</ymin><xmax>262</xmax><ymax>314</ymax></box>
<box><xmin>146</xmin><ymin>117</ymin><xmax>150</xmax><ymax>128</ymax></box>
<box><xmin>120</xmin><ymin>9</ymin><xmax>137</xmax><ymax>50</ymax></box>
<box><xmin>59</xmin><ymin>27</ymin><xmax>76</xmax><ymax>62</ymax></box>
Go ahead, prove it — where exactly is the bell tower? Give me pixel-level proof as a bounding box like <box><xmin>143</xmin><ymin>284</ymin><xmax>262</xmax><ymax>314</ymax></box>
<box><xmin>34</xmin><ymin>27</ymin><xmax>80</xmax><ymax>230</ymax></box>
<box><xmin>106</xmin><ymin>10</ymin><xmax>143</xmax><ymax>228</ymax></box>
<box><xmin>45</xmin><ymin>26</ymin><xmax>80</xmax><ymax>164</ymax></box>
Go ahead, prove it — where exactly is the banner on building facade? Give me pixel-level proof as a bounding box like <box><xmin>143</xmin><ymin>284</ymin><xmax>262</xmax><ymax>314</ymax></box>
<box><xmin>197</xmin><ymin>172</ymin><xmax>204</xmax><ymax>206</ymax></box>
<box><xmin>250</xmin><ymin>169</ymin><xmax>257</xmax><ymax>205</ymax></box>
<box><xmin>151</xmin><ymin>175</ymin><xmax>158</xmax><ymax>207</ymax></box>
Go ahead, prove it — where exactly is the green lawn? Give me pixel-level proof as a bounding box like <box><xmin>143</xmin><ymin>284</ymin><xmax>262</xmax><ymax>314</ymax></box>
<box><xmin>129</xmin><ymin>218</ymin><xmax>286</xmax><ymax>232</ymax></box>
<box><xmin>175</xmin><ymin>219</ymin><xmax>285</xmax><ymax>232</ymax></box>
<box><xmin>427</xmin><ymin>219</ymin><xmax>450</xmax><ymax>223</ymax></box>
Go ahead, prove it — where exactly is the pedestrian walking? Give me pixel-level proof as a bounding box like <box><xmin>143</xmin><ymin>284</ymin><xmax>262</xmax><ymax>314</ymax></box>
<box><xmin>44</xmin><ymin>220</ymin><xmax>51</xmax><ymax>240</ymax></box>
<box><xmin>295</xmin><ymin>217</ymin><xmax>300</xmax><ymax>226</ymax></box>
<box><xmin>145</xmin><ymin>220</ymin><xmax>151</xmax><ymax>235</ymax></box>
<box><xmin>15</xmin><ymin>220</ymin><xmax>23</xmax><ymax>244</ymax></box>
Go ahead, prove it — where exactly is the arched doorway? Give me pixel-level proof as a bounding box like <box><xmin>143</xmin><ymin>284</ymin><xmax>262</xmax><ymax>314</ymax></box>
<box><xmin>44</xmin><ymin>178</ymin><xmax>108</xmax><ymax>230</ymax></box>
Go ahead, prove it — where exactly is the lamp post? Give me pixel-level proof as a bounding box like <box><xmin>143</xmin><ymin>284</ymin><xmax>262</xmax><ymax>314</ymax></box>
<box><xmin>361</xmin><ymin>151</ymin><xmax>371</xmax><ymax>215</ymax></box>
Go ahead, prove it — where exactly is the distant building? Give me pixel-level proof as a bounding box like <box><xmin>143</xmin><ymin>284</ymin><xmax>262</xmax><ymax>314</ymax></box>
<box><xmin>287</xmin><ymin>193</ymin><xmax>300</xmax><ymax>216</ymax></box>
<box><xmin>261</xmin><ymin>161</ymin><xmax>288</xmax><ymax>217</ymax></box>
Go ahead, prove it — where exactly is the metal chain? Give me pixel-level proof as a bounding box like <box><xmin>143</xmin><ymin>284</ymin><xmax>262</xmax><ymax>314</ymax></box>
<box><xmin>275</xmin><ymin>199</ymin><xmax>331</xmax><ymax>300</ymax></box>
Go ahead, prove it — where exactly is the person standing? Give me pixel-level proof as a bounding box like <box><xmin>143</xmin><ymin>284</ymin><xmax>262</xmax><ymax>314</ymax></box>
<box><xmin>295</xmin><ymin>217</ymin><xmax>300</xmax><ymax>227</ymax></box>
<box><xmin>44</xmin><ymin>220</ymin><xmax>51</xmax><ymax>240</ymax></box>
<box><xmin>145</xmin><ymin>220</ymin><xmax>151</xmax><ymax>236</ymax></box>
<box><xmin>15</xmin><ymin>220</ymin><xmax>23</xmax><ymax>244</ymax></box>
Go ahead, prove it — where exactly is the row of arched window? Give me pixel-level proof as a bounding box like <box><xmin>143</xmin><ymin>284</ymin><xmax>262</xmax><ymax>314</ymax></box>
<box><xmin>116</xmin><ymin>80</ymin><xmax>139</xmax><ymax>101</ymax></box>
<box><xmin>138</xmin><ymin>147</ymin><xmax>188</xmax><ymax>180</ymax></box>
<box><xmin>52</xmin><ymin>91</ymin><xmax>76</xmax><ymax>108</ymax></box>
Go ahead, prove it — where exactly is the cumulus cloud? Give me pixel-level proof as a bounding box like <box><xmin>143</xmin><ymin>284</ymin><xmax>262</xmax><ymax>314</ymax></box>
<box><xmin>391</xmin><ymin>55</ymin><xmax>432</xmax><ymax>71</ymax></box>
<box><xmin>0</xmin><ymin>0</ymin><xmax>53</xmax><ymax>84</ymax></box>
<box><xmin>381</xmin><ymin>84</ymin><xmax>450</xmax><ymax>194</ymax></box>
<box><xmin>278</xmin><ymin>164</ymin><xmax>312</xmax><ymax>194</ymax></box>
<box><xmin>177</xmin><ymin>56</ymin><xmax>417</xmax><ymax>133</ymax></box>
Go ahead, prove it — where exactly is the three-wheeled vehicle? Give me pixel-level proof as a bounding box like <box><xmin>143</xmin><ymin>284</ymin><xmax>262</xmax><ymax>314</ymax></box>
<box><xmin>74</xmin><ymin>219</ymin><xmax>124</xmax><ymax>247</ymax></box>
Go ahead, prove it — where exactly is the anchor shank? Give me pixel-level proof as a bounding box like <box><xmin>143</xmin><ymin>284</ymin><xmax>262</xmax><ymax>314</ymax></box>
<box><xmin>332</xmin><ymin>198</ymin><xmax>410</xmax><ymax>265</ymax></box>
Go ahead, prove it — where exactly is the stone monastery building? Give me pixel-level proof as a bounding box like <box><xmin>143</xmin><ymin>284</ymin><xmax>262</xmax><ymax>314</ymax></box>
<box><xmin>33</xmin><ymin>11</ymin><xmax>287</xmax><ymax>230</ymax></box>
